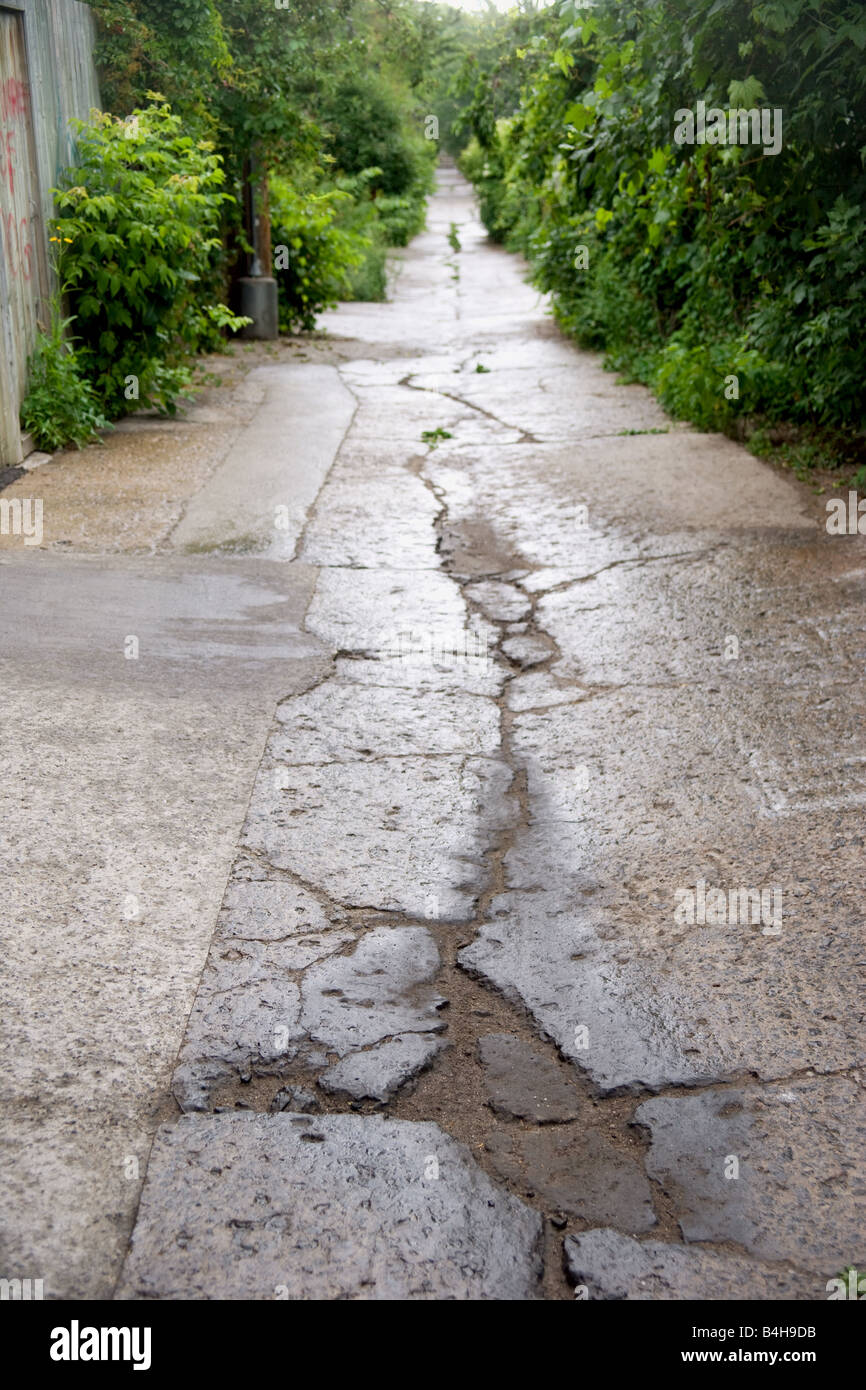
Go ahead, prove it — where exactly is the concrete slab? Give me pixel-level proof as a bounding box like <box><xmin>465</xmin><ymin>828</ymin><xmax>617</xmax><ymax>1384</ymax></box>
<box><xmin>171</xmin><ymin>364</ymin><xmax>355</xmax><ymax>558</ymax></box>
<box><xmin>117</xmin><ymin>1113</ymin><xmax>543</xmax><ymax>1300</ymax></box>
<box><xmin>0</xmin><ymin>554</ymin><xmax>328</xmax><ymax>1297</ymax></box>
<box><xmin>635</xmin><ymin>1080</ymin><xmax>866</xmax><ymax>1272</ymax></box>
<box><xmin>564</xmin><ymin>1229</ymin><xmax>822</xmax><ymax>1300</ymax></box>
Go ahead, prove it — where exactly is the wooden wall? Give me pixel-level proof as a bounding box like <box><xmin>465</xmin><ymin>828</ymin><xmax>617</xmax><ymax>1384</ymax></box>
<box><xmin>0</xmin><ymin>0</ymin><xmax>100</xmax><ymax>465</ymax></box>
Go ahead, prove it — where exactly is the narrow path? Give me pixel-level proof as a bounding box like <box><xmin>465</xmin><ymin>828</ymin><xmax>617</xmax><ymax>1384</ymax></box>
<box><xmin>4</xmin><ymin>164</ymin><xmax>861</xmax><ymax>1301</ymax></box>
<box><xmin>121</xmin><ymin>164</ymin><xmax>864</xmax><ymax>1300</ymax></box>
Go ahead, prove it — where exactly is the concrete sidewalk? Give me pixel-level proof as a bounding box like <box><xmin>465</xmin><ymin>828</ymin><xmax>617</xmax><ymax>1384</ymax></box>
<box><xmin>2</xmin><ymin>163</ymin><xmax>863</xmax><ymax>1302</ymax></box>
<box><xmin>0</xmin><ymin>363</ymin><xmax>352</xmax><ymax>1298</ymax></box>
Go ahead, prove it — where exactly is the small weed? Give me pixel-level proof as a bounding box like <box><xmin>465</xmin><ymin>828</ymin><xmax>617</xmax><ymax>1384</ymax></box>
<box><xmin>421</xmin><ymin>427</ymin><xmax>453</xmax><ymax>447</ymax></box>
<box><xmin>448</xmin><ymin>222</ymin><xmax>461</xmax><ymax>253</ymax></box>
<box><xmin>474</xmin><ymin>363</ymin><xmax>491</xmax><ymax>373</ymax></box>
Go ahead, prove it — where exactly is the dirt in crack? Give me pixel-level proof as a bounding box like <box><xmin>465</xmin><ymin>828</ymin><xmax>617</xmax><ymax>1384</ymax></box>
<box><xmin>406</xmin><ymin>464</ymin><xmax>676</xmax><ymax>1297</ymax></box>
<box><xmin>391</xmin><ymin>946</ymin><xmax>673</xmax><ymax>1301</ymax></box>
<box><xmin>199</xmin><ymin>437</ymin><xmax>678</xmax><ymax>1301</ymax></box>
<box><xmin>205</xmin><ymin>941</ymin><xmax>671</xmax><ymax>1302</ymax></box>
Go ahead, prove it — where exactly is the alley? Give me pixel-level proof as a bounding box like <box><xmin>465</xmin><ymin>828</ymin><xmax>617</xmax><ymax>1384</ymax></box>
<box><xmin>1</xmin><ymin>164</ymin><xmax>863</xmax><ymax>1301</ymax></box>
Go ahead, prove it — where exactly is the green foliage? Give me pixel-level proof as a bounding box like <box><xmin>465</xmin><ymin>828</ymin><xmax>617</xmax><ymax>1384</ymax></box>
<box><xmin>202</xmin><ymin>302</ymin><xmax>253</xmax><ymax>335</ymax></box>
<box><xmin>89</xmin><ymin>0</ymin><xmax>229</xmax><ymax>135</ymax></box>
<box><xmin>342</xmin><ymin>225</ymin><xmax>389</xmax><ymax>302</ymax></box>
<box><xmin>270</xmin><ymin>177</ymin><xmax>368</xmax><ymax>332</ymax></box>
<box><xmin>269</xmin><ymin>129</ymin><xmax>433</xmax><ymax>322</ymax></box>
<box><xmin>654</xmin><ymin>337</ymin><xmax>788</xmax><ymax>432</ymax></box>
<box><xmin>421</xmin><ymin>427</ymin><xmax>453</xmax><ymax>446</ymax></box>
<box><xmin>21</xmin><ymin>304</ymin><xmax>108</xmax><ymax>452</ymax></box>
<box><xmin>321</xmin><ymin>74</ymin><xmax>424</xmax><ymax>196</ymax></box>
<box><xmin>51</xmin><ymin>103</ymin><xmax>234</xmax><ymax>416</ymax></box>
<box><xmin>375</xmin><ymin>188</ymin><xmax>431</xmax><ymax>247</ymax></box>
<box><xmin>330</xmin><ymin>171</ymin><xmax>390</xmax><ymax>301</ymax></box>
<box><xmin>315</xmin><ymin>69</ymin><xmax>435</xmax><ymax>254</ymax></box>
<box><xmin>453</xmin><ymin>0</ymin><xmax>866</xmax><ymax>449</ymax></box>
<box><xmin>19</xmin><ymin>4</ymin><xmax>446</xmax><ymax>458</ymax></box>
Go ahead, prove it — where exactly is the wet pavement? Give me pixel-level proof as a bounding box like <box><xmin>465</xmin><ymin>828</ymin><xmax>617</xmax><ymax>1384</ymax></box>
<box><xmin>2</xmin><ymin>164</ymin><xmax>863</xmax><ymax>1300</ymax></box>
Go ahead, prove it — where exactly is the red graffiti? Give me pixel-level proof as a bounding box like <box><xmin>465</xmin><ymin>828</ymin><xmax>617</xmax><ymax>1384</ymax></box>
<box><xmin>1</xmin><ymin>210</ymin><xmax>33</xmax><ymax>279</ymax></box>
<box><xmin>2</xmin><ymin>127</ymin><xmax>15</xmax><ymax>195</ymax></box>
<box><xmin>0</xmin><ymin>76</ymin><xmax>32</xmax><ymax>197</ymax></box>
<box><xmin>0</xmin><ymin>77</ymin><xmax>27</xmax><ymax>125</ymax></box>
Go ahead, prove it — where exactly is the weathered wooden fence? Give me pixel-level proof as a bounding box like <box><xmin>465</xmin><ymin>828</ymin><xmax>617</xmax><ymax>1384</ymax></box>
<box><xmin>0</xmin><ymin>0</ymin><xmax>100</xmax><ymax>465</ymax></box>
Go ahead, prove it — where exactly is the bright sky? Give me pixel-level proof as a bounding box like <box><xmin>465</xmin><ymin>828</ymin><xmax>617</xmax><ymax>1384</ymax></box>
<box><xmin>422</xmin><ymin>0</ymin><xmax>556</xmax><ymax>13</ymax></box>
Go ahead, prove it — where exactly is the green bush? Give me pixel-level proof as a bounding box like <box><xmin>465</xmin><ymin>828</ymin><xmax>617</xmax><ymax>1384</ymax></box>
<box><xmin>455</xmin><ymin>0</ymin><xmax>866</xmax><ymax>449</ymax></box>
<box><xmin>270</xmin><ymin>177</ymin><xmax>369</xmax><ymax>331</ymax></box>
<box><xmin>375</xmin><ymin>190</ymin><xmax>429</xmax><ymax>248</ymax></box>
<box><xmin>20</xmin><ymin>307</ymin><xmax>108</xmax><ymax>452</ymax></box>
<box><xmin>330</xmin><ymin>173</ymin><xmax>390</xmax><ymax>301</ymax></box>
<box><xmin>269</xmin><ymin>159</ymin><xmax>432</xmax><ymax>319</ymax></box>
<box><xmin>52</xmin><ymin>101</ymin><xmax>236</xmax><ymax>417</ymax></box>
<box><xmin>342</xmin><ymin>226</ymin><xmax>389</xmax><ymax>301</ymax></box>
<box><xmin>457</xmin><ymin>131</ymin><xmax>512</xmax><ymax>243</ymax></box>
<box><xmin>89</xmin><ymin>0</ymin><xmax>228</xmax><ymax>135</ymax></box>
<box><xmin>321</xmin><ymin>74</ymin><xmax>429</xmax><ymax>198</ymax></box>
<box><xmin>84</xmin><ymin>9</ymin><xmax>439</xmax><ymax>341</ymax></box>
<box><xmin>316</xmin><ymin>71</ymin><xmax>434</xmax><ymax>257</ymax></box>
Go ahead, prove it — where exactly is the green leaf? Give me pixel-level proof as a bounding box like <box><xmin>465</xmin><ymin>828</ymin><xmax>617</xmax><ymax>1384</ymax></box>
<box><xmin>727</xmin><ymin>76</ymin><xmax>766</xmax><ymax>109</ymax></box>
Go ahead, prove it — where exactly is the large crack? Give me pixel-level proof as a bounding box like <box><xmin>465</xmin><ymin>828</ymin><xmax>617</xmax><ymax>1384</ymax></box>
<box><xmin>398</xmin><ymin>395</ymin><xmax>861</xmax><ymax>1293</ymax></box>
<box><xmin>138</xmin><ymin>364</ymin><xmax>857</xmax><ymax>1300</ymax></box>
<box><xmin>123</xmin><ymin>195</ymin><xmax>860</xmax><ymax>1297</ymax></box>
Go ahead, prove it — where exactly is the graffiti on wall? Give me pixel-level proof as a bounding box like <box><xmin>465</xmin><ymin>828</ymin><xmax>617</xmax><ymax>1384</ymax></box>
<box><xmin>0</xmin><ymin>75</ymin><xmax>35</xmax><ymax>281</ymax></box>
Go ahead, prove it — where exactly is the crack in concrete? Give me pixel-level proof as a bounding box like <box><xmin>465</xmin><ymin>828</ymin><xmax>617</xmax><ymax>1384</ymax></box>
<box><xmin>124</xmin><ymin>180</ymin><xmax>862</xmax><ymax>1301</ymax></box>
<box><xmin>517</xmin><ymin>546</ymin><xmax>726</xmax><ymax>599</ymax></box>
<box><xmin>399</xmin><ymin>372</ymin><xmax>540</xmax><ymax>445</ymax></box>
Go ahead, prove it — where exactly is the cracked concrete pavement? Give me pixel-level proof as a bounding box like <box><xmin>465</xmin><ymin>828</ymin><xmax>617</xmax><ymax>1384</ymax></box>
<box><xmin>2</xmin><ymin>163</ymin><xmax>863</xmax><ymax>1301</ymax></box>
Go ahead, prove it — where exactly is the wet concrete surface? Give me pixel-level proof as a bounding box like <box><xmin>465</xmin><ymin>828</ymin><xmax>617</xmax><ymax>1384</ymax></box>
<box><xmin>563</xmin><ymin>1229</ymin><xmax>820</xmax><ymax>1300</ymax></box>
<box><xmin>117</xmin><ymin>1113</ymin><xmax>543</xmax><ymax>1301</ymax></box>
<box><xmin>0</xmin><ymin>554</ymin><xmax>328</xmax><ymax>1297</ymax></box>
<box><xmin>634</xmin><ymin>1079</ymin><xmax>864</xmax><ymax>1269</ymax></box>
<box><xmin>3</xmin><ymin>163</ymin><xmax>863</xmax><ymax>1301</ymax></box>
